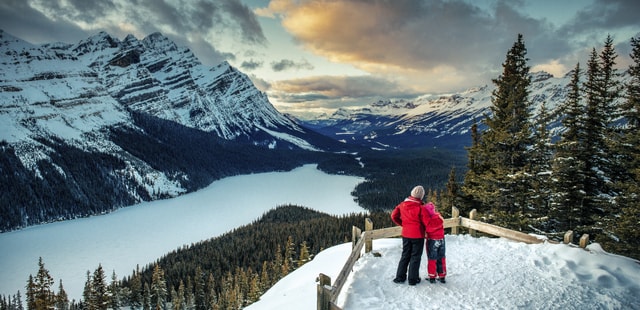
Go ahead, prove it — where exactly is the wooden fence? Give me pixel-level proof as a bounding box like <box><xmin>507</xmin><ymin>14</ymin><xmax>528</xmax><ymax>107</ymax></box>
<box><xmin>317</xmin><ymin>207</ymin><xmax>589</xmax><ymax>310</ymax></box>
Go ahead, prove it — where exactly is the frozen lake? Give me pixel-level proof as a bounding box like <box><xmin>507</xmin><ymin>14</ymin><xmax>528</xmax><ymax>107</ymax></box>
<box><xmin>0</xmin><ymin>164</ymin><xmax>365</xmax><ymax>300</ymax></box>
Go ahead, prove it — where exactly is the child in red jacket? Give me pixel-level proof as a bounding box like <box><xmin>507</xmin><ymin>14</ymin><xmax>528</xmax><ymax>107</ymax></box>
<box><xmin>425</xmin><ymin>203</ymin><xmax>446</xmax><ymax>283</ymax></box>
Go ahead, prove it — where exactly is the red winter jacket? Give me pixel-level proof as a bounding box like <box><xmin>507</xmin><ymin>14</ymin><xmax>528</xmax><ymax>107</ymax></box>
<box><xmin>391</xmin><ymin>197</ymin><xmax>430</xmax><ymax>239</ymax></box>
<box><xmin>426</xmin><ymin>211</ymin><xmax>445</xmax><ymax>240</ymax></box>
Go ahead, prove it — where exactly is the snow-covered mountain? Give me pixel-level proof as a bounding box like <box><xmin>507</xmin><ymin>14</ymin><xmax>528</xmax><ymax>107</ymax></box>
<box><xmin>0</xmin><ymin>29</ymin><xmax>324</xmax><ymax>148</ymax></box>
<box><xmin>300</xmin><ymin>71</ymin><xmax>572</xmax><ymax>152</ymax></box>
<box><xmin>0</xmin><ymin>30</ymin><xmax>339</xmax><ymax>231</ymax></box>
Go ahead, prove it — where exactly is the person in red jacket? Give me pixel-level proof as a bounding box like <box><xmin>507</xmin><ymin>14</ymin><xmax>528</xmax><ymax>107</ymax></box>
<box><xmin>425</xmin><ymin>203</ymin><xmax>447</xmax><ymax>283</ymax></box>
<box><xmin>391</xmin><ymin>185</ymin><xmax>431</xmax><ymax>285</ymax></box>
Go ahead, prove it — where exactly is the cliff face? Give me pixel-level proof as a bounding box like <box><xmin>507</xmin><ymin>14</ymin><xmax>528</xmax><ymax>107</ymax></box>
<box><xmin>0</xmin><ymin>30</ymin><xmax>329</xmax><ymax>231</ymax></box>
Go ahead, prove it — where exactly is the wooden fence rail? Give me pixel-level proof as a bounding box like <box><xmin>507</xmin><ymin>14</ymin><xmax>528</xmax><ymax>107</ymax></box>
<box><xmin>317</xmin><ymin>207</ymin><xmax>589</xmax><ymax>310</ymax></box>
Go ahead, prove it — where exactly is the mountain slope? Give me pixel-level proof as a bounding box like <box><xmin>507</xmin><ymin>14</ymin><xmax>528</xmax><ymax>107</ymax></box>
<box><xmin>0</xmin><ymin>30</ymin><xmax>343</xmax><ymax>231</ymax></box>
<box><xmin>299</xmin><ymin>71</ymin><xmax>575</xmax><ymax>152</ymax></box>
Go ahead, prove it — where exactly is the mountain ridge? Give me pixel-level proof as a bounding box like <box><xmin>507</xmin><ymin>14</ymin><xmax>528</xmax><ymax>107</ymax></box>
<box><xmin>297</xmin><ymin>71</ymin><xmax>584</xmax><ymax>152</ymax></box>
<box><xmin>2</xmin><ymin>29</ymin><xmax>626</xmax><ymax>231</ymax></box>
<box><xmin>0</xmin><ymin>29</ymin><xmax>343</xmax><ymax>231</ymax></box>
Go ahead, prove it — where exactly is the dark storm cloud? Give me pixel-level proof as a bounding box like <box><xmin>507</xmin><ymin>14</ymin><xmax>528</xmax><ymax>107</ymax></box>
<box><xmin>0</xmin><ymin>0</ymin><xmax>87</xmax><ymax>44</ymax></box>
<box><xmin>491</xmin><ymin>1</ymin><xmax>572</xmax><ymax>66</ymax></box>
<box><xmin>561</xmin><ymin>0</ymin><xmax>640</xmax><ymax>36</ymax></box>
<box><xmin>0</xmin><ymin>0</ymin><xmax>266</xmax><ymax>65</ymax></box>
<box><xmin>220</xmin><ymin>0</ymin><xmax>267</xmax><ymax>45</ymax></box>
<box><xmin>270</xmin><ymin>59</ymin><xmax>314</xmax><ymax>72</ymax></box>
<box><xmin>186</xmin><ymin>36</ymin><xmax>236</xmax><ymax>66</ymax></box>
<box><xmin>63</xmin><ymin>0</ymin><xmax>117</xmax><ymax>23</ymax></box>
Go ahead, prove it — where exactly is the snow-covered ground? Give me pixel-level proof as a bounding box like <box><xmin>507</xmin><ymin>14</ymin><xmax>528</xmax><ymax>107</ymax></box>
<box><xmin>248</xmin><ymin>235</ymin><xmax>640</xmax><ymax>310</ymax></box>
<box><xmin>0</xmin><ymin>165</ymin><xmax>364</xmax><ymax>301</ymax></box>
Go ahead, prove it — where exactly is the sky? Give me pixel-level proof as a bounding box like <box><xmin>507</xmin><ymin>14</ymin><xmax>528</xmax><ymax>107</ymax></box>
<box><xmin>247</xmin><ymin>236</ymin><xmax>640</xmax><ymax>309</ymax></box>
<box><xmin>1</xmin><ymin>0</ymin><xmax>639</xmax><ymax>116</ymax></box>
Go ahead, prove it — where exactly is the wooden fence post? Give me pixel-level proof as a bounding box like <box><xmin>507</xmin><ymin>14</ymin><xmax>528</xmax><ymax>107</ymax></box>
<box><xmin>451</xmin><ymin>206</ymin><xmax>459</xmax><ymax>235</ymax></box>
<box><xmin>563</xmin><ymin>230</ymin><xmax>573</xmax><ymax>244</ymax></box>
<box><xmin>469</xmin><ymin>209</ymin><xmax>477</xmax><ymax>237</ymax></box>
<box><xmin>352</xmin><ymin>226</ymin><xmax>362</xmax><ymax>250</ymax></box>
<box><xmin>365</xmin><ymin>218</ymin><xmax>373</xmax><ymax>253</ymax></box>
<box><xmin>579</xmin><ymin>234</ymin><xmax>589</xmax><ymax>248</ymax></box>
<box><xmin>317</xmin><ymin>273</ymin><xmax>332</xmax><ymax>310</ymax></box>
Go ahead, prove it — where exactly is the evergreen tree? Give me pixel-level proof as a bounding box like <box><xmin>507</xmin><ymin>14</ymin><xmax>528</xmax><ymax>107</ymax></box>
<box><xmin>205</xmin><ymin>274</ymin><xmax>218</xmax><ymax>310</ymax></box>
<box><xmin>31</xmin><ymin>257</ymin><xmax>55</xmax><ymax>310</ymax></box>
<box><xmin>529</xmin><ymin>102</ymin><xmax>554</xmax><ymax>220</ymax></box>
<box><xmin>474</xmin><ymin>33</ymin><xmax>534</xmax><ymax>227</ymax></box>
<box><xmin>282</xmin><ymin>236</ymin><xmax>295</xmax><ymax>274</ymax></box>
<box><xmin>461</xmin><ymin>122</ymin><xmax>486</xmax><ymax>214</ymax></box>
<box><xmin>129</xmin><ymin>267</ymin><xmax>142</xmax><ymax>310</ymax></box>
<box><xmin>604</xmin><ymin>35</ymin><xmax>640</xmax><ymax>259</ymax></box>
<box><xmin>582</xmin><ymin>36</ymin><xmax>622</xmax><ymax>232</ymax></box>
<box><xmin>91</xmin><ymin>265</ymin><xmax>108</xmax><ymax>310</ymax></box>
<box><xmin>247</xmin><ymin>273</ymin><xmax>261</xmax><ymax>304</ymax></box>
<box><xmin>55</xmin><ymin>281</ymin><xmax>68</xmax><ymax>310</ymax></box>
<box><xmin>297</xmin><ymin>241</ymin><xmax>311</xmax><ymax>268</ymax></box>
<box><xmin>184</xmin><ymin>277</ymin><xmax>195</xmax><ymax>310</ymax></box>
<box><xmin>192</xmin><ymin>266</ymin><xmax>206</xmax><ymax>310</ymax></box>
<box><xmin>259</xmin><ymin>261</ymin><xmax>270</xmax><ymax>292</ymax></box>
<box><xmin>426</xmin><ymin>189</ymin><xmax>438</xmax><ymax>205</ymax></box>
<box><xmin>26</xmin><ymin>276</ymin><xmax>36</xmax><ymax>310</ymax></box>
<box><xmin>15</xmin><ymin>291</ymin><xmax>24</xmax><ymax>310</ymax></box>
<box><xmin>442</xmin><ymin>167</ymin><xmax>460</xmax><ymax>214</ymax></box>
<box><xmin>551</xmin><ymin>63</ymin><xmax>587</xmax><ymax>233</ymax></box>
<box><xmin>1</xmin><ymin>292</ymin><xmax>23</xmax><ymax>310</ymax></box>
<box><xmin>599</xmin><ymin>35</ymin><xmax>624</xmax><ymax>124</ymax></box>
<box><xmin>236</xmin><ymin>267</ymin><xmax>250</xmax><ymax>306</ymax></box>
<box><xmin>582</xmin><ymin>48</ymin><xmax>605</xmax><ymax>222</ymax></box>
<box><xmin>82</xmin><ymin>272</ymin><xmax>93</xmax><ymax>310</ymax></box>
<box><xmin>217</xmin><ymin>273</ymin><xmax>234</xmax><ymax>310</ymax></box>
<box><xmin>173</xmin><ymin>280</ymin><xmax>186</xmax><ymax>310</ymax></box>
<box><xmin>150</xmin><ymin>265</ymin><xmax>167</xmax><ymax>310</ymax></box>
<box><xmin>142</xmin><ymin>283</ymin><xmax>151</xmax><ymax>310</ymax></box>
<box><xmin>271</xmin><ymin>245</ymin><xmax>283</xmax><ymax>281</ymax></box>
<box><xmin>108</xmin><ymin>271</ymin><xmax>120</xmax><ymax>310</ymax></box>
<box><xmin>598</xmin><ymin>35</ymin><xmax>624</xmax><ymax>203</ymax></box>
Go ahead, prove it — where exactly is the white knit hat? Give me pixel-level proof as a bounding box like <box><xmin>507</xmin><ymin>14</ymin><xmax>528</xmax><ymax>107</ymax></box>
<box><xmin>410</xmin><ymin>185</ymin><xmax>425</xmax><ymax>199</ymax></box>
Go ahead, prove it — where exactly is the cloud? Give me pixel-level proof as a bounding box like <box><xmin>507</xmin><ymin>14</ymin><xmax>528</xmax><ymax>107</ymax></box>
<box><xmin>269</xmin><ymin>75</ymin><xmax>418</xmax><ymax>101</ymax></box>
<box><xmin>0</xmin><ymin>0</ymin><xmax>266</xmax><ymax>65</ymax></box>
<box><xmin>247</xmin><ymin>74</ymin><xmax>271</xmax><ymax>92</ymax></box>
<box><xmin>271</xmin><ymin>59</ymin><xmax>314</xmax><ymax>72</ymax></box>
<box><xmin>241</xmin><ymin>59</ymin><xmax>264</xmax><ymax>71</ymax></box>
<box><xmin>256</xmin><ymin>0</ymin><xmax>638</xmax><ymax>93</ymax></box>
<box><xmin>220</xmin><ymin>0</ymin><xmax>266</xmax><ymax>45</ymax></box>
<box><xmin>260</xmin><ymin>1</ymin><xmax>526</xmax><ymax>73</ymax></box>
<box><xmin>531</xmin><ymin>60</ymin><xmax>570</xmax><ymax>78</ymax></box>
<box><xmin>0</xmin><ymin>0</ymin><xmax>88</xmax><ymax>43</ymax></box>
<box><xmin>561</xmin><ymin>0</ymin><xmax>640</xmax><ymax>36</ymax></box>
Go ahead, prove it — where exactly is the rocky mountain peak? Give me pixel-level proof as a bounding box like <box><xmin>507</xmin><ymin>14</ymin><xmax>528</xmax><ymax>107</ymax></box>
<box><xmin>142</xmin><ymin>32</ymin><xmax>178</xmax><ymax>52</ymax></box>
<box><xmin>0</xmin><ymin>30</ymin><xmax>337</xmax><ymax>231</ymax></box>
<box><xmin>73</xmin><ymin>31</ymin><xmax>120</xmax><ymax>55</ymax></box>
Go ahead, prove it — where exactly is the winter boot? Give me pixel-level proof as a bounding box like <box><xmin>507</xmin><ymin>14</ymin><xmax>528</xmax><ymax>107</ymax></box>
<box><xmin>439</xmin><ymin>277</ymin><xmax>446</xmax><ymax>284</ymax></box>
